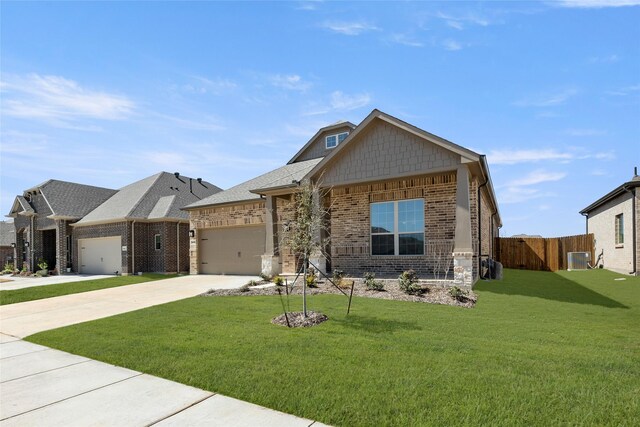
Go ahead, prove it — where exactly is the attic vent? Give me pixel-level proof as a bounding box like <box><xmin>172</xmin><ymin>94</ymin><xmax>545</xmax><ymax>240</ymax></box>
<box><xmin>567</xmin><ymin>252</ymin><xmax>590</xmax><ymax>271</ymax></box>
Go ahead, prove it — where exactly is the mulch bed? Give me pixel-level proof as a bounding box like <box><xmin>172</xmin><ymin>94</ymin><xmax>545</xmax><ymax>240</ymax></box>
<box><xmin>200</xmin><ymin>278</ymin><xmax>476</xmax><ymax>309</ymax></box>
<box><xmin>271</xmin><ymin>311</ymin><xmax>329</xmax><ymax>328</ymax></box>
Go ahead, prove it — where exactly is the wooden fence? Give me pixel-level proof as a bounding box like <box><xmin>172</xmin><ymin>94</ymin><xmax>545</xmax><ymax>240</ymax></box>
<box><xmin>495</xmin><ymin>234</ymin><xmax>594</xmax><ymax>272</ymax></box>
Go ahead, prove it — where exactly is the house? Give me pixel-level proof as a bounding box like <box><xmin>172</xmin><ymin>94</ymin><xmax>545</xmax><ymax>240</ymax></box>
<box><xmin>7</xmin><ymin>180</ymin><xmax>118</xmax><ymax>273</ymax></box>
<box><xmin>184</xmin><ymin>110</ymin><xmax>502</xmax><ymax>287</ymax></box>
<box><xmin>0</xmin><ymin>220</ymin><xmax>16</xmax><ymax>268</ymax></box>
<box><xmin>72</xmin><ymin>172</ymin><xmax>221</xmax><ymax>275</ymax></box>
<box><xmin>579</xmin><ymin>169</ymin><xmax>640</xmax><ymax>275</ymax></box>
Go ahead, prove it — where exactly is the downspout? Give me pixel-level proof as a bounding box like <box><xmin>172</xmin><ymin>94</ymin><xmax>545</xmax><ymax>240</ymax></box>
<box><xmin>131</xmin><ymin>220</ymin><xmax>136</xmax><ymax>275</ymax></box>
<box><xmin>623</xmin><ymin>184</ymin><xmax>637</xmax><ymax>275</ymax></box>
<box><xmin>30</xmin><ymin>215</ymin><xmax>35</xmax><ymax>272</ymax></box>
<box><xmin>176</xmin><ymin>222</ymin><xmax>180</xmax><ymax>274</ymax></box>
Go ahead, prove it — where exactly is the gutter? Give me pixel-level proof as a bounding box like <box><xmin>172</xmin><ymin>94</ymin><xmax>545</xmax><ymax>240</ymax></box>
<box><xmin>477</xmin><ymin>167</ymin><xmax>488</xmax><ymax>280</ymax></box>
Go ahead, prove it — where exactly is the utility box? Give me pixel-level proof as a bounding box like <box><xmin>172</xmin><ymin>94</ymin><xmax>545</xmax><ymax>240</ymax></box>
<box><xmin>567</xmin><ymin>252</ymin><xmax>590</xmax><ymax>271</ymax></box>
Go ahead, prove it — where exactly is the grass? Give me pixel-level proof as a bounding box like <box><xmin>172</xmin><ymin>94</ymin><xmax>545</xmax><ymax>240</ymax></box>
<box><xmin>26</xmin><ymin>269</ymin><xmax>640</xmax><ymax>426</ymax></box>
<box><xmin>0</xmin><ymin>274</ymin><xmax>176</xmax><ymax>305</ymax></box>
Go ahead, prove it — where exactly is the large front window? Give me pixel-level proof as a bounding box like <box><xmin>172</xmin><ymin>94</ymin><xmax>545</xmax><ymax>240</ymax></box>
<box><xmin>371</xmin><ymin>199</ymin><xmax>424</xmax><ymax>255</ymax></box>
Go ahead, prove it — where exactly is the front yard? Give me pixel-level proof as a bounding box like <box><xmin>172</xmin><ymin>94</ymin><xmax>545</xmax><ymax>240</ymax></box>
<box><xmin>26</xmin><ymin>269</ymin><xmax>640</xmax><ymax>426</ymax></box>
<box><xmin>0</xmin><ymin>274</ymin><xmax>176</xmax><ymax>305</ymax></box>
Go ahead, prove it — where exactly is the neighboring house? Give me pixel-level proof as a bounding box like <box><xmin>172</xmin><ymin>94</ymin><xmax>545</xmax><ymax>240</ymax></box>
<box><xmin>184</xmin><ymin>109</ymin><xmax>502</xmax><ymax>287</ymax></box>
<box><xmin>579</xmin><ymin>170</ymin><xmax>640</xmax><ymax>275</ymax></box>
<box><xmin>0</xmin><ymin>220</ymin><xmax>16</xmax><ymax>267</ymax></box>
<box><xmin>7</xmin><ymin>180</ymin><xmax>118</xmax><ymax>273</ymax></box>
<box><xmin>72</xmin><ymin>172</ymin><xmax>221</xmax><ymax>275</ymax></box>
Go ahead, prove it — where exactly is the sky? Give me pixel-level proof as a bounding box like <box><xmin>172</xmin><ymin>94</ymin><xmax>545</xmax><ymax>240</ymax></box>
<box><xmin>1</xmin><ymin>0</ymin><xmax>639</xmax><ymax>237</ymax></box>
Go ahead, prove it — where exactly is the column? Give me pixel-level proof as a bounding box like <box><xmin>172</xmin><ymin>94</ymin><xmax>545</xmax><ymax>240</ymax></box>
<box><xmin>261</xmin><ymin>195</ymin><xmax>281</xmax><ymax>277</ymax></box>
<box><xmin>453</xmin><ymin>164</ymin><xmax>474</xmax><ymax>288</ymax></box>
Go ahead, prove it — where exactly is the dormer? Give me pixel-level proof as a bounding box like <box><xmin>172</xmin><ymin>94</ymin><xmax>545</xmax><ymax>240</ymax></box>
<box><xmin>288</xmin><ymin>121</ymin><xmax>356</xmax><ymax>164</ymax></box>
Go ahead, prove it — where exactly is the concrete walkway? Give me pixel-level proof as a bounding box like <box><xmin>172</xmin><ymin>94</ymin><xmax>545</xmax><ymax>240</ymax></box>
<box><xmin>0</xmin><ymin>335</ymin><xmax>326</xmax><ymax>426</ymax></box>
<box><xmin>0</xmin><ymin>274</ymin><xmax>256</xmax><ymax>338</ymax></box>
<box><xmin>0</xmin><ymin>274</ymin><xmax>113</xmax><ymax>291</ymax></box>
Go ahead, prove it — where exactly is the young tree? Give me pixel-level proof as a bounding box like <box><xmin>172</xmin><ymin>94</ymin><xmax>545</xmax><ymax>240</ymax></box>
<box><xmin>283</xmin><ymin>179</ymin><xmax>330</xmax><ymax>317</ymax></box>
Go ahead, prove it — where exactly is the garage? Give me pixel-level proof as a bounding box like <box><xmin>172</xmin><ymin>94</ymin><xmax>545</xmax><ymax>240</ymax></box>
<box><xmin>79</xmin><ymin>236</ymin><xmax>121</xmax><ymax>275</ymax></box>
<box><xmin>200</xmin><ymin>225</ymin><xmax>265</xmax><ymax>275</ymax></box>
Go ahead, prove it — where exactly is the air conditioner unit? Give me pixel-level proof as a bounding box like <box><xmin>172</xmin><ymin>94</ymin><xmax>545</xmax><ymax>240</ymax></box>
<box><xmin>567</xmin><ymin>252</ymin><xmax>590</xmax><ymax>271</ymax></box>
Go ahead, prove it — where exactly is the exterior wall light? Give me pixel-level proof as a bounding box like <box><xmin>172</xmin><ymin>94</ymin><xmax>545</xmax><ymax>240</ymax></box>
<box><xmin>189</xmin><ymin>230</ymin><xmax>195</xmax><ymax>238</ymax></box>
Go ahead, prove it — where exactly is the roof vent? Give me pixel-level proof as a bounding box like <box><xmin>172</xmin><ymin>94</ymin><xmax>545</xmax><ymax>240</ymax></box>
<box><xmin>174</xmin><ymin>172</ymin><xmax>180</xmax><ymax>178</ymax></box>
<box><xmin>197</xmin><ymin>178</ymin><xmax>202</xmax><ymax>184</ymax></box>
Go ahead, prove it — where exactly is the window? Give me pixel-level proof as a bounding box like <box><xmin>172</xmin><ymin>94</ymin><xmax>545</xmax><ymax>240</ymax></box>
<box><xmin>325</xmin><ymin>132</ymin><xmax>349</xmax><ymax>149</ymax></box>
<box><xmin>615</xmin><ymin>214</ymin><xmax>624</xmax><ymax>245</ymax></box>
<box><xmin>371</xmin><ymin>199</ymin><xmax>425</xmax><ymax>256</ymax></box>
<box><xmin>154</xmin><ymin>234</ymin><xmax>162</xmax><ymax>251</ymax></box>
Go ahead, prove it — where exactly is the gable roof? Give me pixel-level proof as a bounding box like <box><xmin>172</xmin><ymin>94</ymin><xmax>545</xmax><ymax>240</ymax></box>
<box><xmin>184</xmin><ymin>158</ymin><xmax>322</xmax><ymax>209</ymax></box>
<box><xmin>0</xmin><ymin>220</ymin><xmax>15</xmax><ymax>247</ymax></box>
<box><xmin>303</xmin><ymin>109</ymin><xmax>480</xmax><ymax>182</ymax></box>
<box><xmin>580</xmin><ymin>175</ymin><xmax>640</xmax><ymax>215</ymax></box>
<box><xmin>287</xmin><ymin>121</ymin><xmax>357</xmax><ymax>164</ymax></box>
<box><xmin>7</xmin><ymin>180</ymin><xmax>117</xmax><ymax>219</ymax></box>
<box><xmin>76</xmin><ymin>172</ymin><xmax>221</xmax><ymax>225</ymax></box>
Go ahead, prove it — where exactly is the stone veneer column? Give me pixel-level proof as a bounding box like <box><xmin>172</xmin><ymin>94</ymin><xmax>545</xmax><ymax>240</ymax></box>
<box><xmin>453</xmin><ymin>164</ymin><xmax>474</xmax><ymax>288</ymax></box>
<box><xmin>261</xmin><ymin>195</ymin><xmax>281</xmax><ymax>277</ymax></box>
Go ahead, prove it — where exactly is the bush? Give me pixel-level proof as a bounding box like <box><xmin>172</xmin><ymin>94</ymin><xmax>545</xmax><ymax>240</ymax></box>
<box><xmin>398</xmin><ymin>270</ymin><xmax>423</xmax><ymax>295</ymax></box>
<box><xmin>332</xmin><ymin>269</ymin><xmax>345</xmax><ymax>283</ymax></box>
<box><xmin>37</xmin><ymin>258</ymin><xmax>48</xmax><ymax>271</ymax></box>
<box><xmin>449</xmin><ymin>286</ymin><xmax>469</xmax><ymax>302</ymax></box>
<box><xmin>259</xmin><ymin>273</ymin><xmax>272</xmax><ymax>281</ymax></box>
<box><xmin>306</xmin><ymin>273</ymin><xmax>318</xmax><ymax>288</ymax></box>
<box><xmin>247</xmin><ymin>279</ymin><xmax>259</xmax><ymax>287</ymax></box>
<box><xmin>2</xmin><ymin>262</ymin><xmax>14</xmax><ymax>274</ymax></box>
<box><xmin>364</xmin><ymin>272</ymin><xmax>385</xmax><ymax>291</ymax></box>
<box><xmin>239</xmin><ymin>283</ymin><xmax>252</xmax><ymax>292</ymax></box>
<box><xmin>273</xmin><ymin>276</ymin><xmax>284</xmax><ymax>286</ymax></box>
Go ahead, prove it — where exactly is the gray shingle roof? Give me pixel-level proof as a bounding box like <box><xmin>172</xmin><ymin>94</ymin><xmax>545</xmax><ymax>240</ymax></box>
<box><xmin>76</xmin><ymin>172</ymin><xmax>222</xmax><ymax>225</ymax></box>
<box><xmin>39</xmin><ymin>180</ymin><xmax>118</xmax><ymax>218</ymax></box>
<box><xmin>184</xmin><ymin>158</ymin><xmax>323</xmax><ymax>209</ymax></box>
<box><xmin>0</xmin><ymin>220</ymin><xmax>16</xmax><ymax>247</ymax></box>
<box><xmin>16</xmin><ymin>196</ymin><xmax>35</xmax><ymax>214</ymax></box>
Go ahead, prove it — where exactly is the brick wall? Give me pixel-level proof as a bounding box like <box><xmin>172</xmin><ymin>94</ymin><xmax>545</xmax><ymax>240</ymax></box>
<box><xmin>188</xmin><ymin>202</ymin><xmax>266</xmax><ymax>274</ymax></box>
<box><xmin>0</xmin><ymin>247</ymin><xmax>13</xmax><ymax>267</ymax></box>
<box><xmin>328</xmin><ymin>173</ymin><xmax>475</xmax><ymax>277</ymax></box>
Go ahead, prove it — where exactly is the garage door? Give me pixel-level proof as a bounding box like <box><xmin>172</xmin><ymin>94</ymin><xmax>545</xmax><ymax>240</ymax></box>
<box><xmin>200</xmin><ymin>226</ymin><xmax>265</xmax><ymax>275</ymax></box>
<box><xmin>79</xmin><ymin>236</ymin><xmax>121</xmax><ymax>275</ymax></box>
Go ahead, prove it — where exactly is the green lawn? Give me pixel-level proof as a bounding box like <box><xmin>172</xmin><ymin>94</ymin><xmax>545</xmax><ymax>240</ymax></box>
<box><xmin>0</xmin><ymin>274</ymin><xmax>176</xmax><ymax>305</ymax></box>
<box><xmin>26</xmin><ymin>269</ymin><xmax>640</xmax><ymax>426</ymax></box>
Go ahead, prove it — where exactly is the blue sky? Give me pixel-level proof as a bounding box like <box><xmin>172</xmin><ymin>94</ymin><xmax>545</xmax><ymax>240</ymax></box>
<box><xmin>1</xmin><ymin>0</ymin><xmax>638</xmax><ymax>237</ymax></box>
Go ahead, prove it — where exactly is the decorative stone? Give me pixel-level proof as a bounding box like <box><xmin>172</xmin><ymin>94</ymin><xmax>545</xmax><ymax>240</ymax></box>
<box><xmin>453</xmin><ymin>251</ymin><xmax>473</xmax><ymax>288</ymax></box>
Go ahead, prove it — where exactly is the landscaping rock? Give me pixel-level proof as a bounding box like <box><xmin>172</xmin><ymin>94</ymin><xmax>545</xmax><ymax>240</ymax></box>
<box><xmin>271</xmin><ymin>311</ymin><xmax>328</xmax><ymax>328</ymax></box>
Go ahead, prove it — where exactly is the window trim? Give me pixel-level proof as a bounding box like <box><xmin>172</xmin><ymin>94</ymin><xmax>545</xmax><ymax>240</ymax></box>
<box><xmin>325</xmin><ymin>132</ymin><xmax>349</xmax><ymax>149</ymax></box>
<box><xmin>615</xmin><ymin>213</ymin><xmax>624</xmax><ymax>246</ymax></box>
<box><xmin>154</xmin><ymin>234</ymin><xmax>162</xmax><ymax>251</ymax></box>
<box><xmin>370</xmin><ymin>198</ymin><xmax>425</xmax><ymax>256</ymax></box>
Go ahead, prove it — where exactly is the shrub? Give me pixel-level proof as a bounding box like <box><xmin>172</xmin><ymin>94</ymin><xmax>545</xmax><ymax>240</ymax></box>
<box><xmin>239</xmin><ymin>283</ymin><xmax>252</xmax><ymax>292</ymax></box>
<box><xmin>37</xmin><ymin>258</ymin><xmax>48</xmax><ymax>271</ymax></box>
<box><xmin>273</xmin><ymin>276</ymin><xmax>284</xmax><ymax>286</ymax></box>
<box><xmin>332</xmin><ymin>269</ymin><xmax>345</xmax><ymax>283</ymax></box>
<box><xmin>398</xmin><ymin>270</ymin><xmax>423</xmax><ymax>295</ymax></box>
<box><xmin>259</xmin><ymin>273</ymin><xmax>272</xmax><ymax>281</ymax></box>
<box><xmin>247</xmin><ymin>279</ymin><xmax>259</xmax><ymax>287</ymax></box>
<box><xmin>364</xmin><ymin>272</ymin><xmax>384</xmax><ymax>291</ymax></box>
<box><xmin>2</xmin><ymin>262</ymin><xmax>14</xmax><ymax>274</ymax></box>
<box><xmin>449</xmin><ymin>286</ymin><xmax>469</xmax><ymax>302</ymax></box>
<box><xmin>306</xmin><ymin>273</ymin><xmax>318</xmax><ymax>288</ymax></box>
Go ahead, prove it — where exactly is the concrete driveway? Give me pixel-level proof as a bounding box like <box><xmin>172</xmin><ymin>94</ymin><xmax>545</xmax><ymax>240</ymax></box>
<box><xmin>0</xmin><ymin>274</ymin><xmax>255</xmax><ymax>338</ymax></box>
<box><xmin>0</xmin><ymin>274</ymin><xmax>113</xmax><ymax>291</ymax></box>
<box><xmin>0</xmin><ymin>335</ymin><xmax>325</xmax><ymax>426</ymax></box>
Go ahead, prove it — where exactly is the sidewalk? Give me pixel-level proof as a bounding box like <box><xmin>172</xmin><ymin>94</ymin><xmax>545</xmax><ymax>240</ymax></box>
<box><xmin>0</xmin><ymin>334</ymin><xmax>327</xmax><ymax>426</ymax></box>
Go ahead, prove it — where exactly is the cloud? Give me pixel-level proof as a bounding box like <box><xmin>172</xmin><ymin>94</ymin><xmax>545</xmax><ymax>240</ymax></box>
<box><xmin>563</xmin><ymin>128</ymin><xmax>606</xmax><ymax>136</ymax></box>
<box><xmin>1</xmin><ymin>73</ymin><xmax>134</xmax><ymax>127</ymax></box>
<box><xmin>441</xmin><ymin>39</ymin><xmax>463</xmax><ymax>51</ymax></box>
<box><xmin>514</xmin><ymin>88</ymin><xmax>578</xmax><ymax>107</ymax></box>
<box><xmin>499</xmin><ymin>187</ymin><xmax>552</xmax><ymax>205</ymax></box>
<box><xmin>507</xmin><ymin>169</ymin><xmax>567</xmax><ymax>187</ymax></box>
<box><xmin>488</xmin><ymin>149</ymin><xmax>574</xmax><ymax>164</ymax></box>
<box><xmin>588</xmin><ymin>54</ymin><xmax>620</xmax><ymax>63</ymax></box>
<box><xmin>269</xmin><ymin>74</ymin><xmax>312</xmax><ymax>92</ymax></box>
<box><xmin>605</xmin><ymin>84</ymin><xmax>640</xmax><ymax>96</ymax></box>
<box><xmin>389</xmin><ymin>33</ymin><xmax>424</xmax><ymax>47</ymax></box>
<box><xmin>296</xmin><ymin>1</ymin><xmax>323</xmax><ymax>11</ymax></box>
<box><xmin>552</xmin><ymin>0</ymin><xmax>640</xmax><ymax>8</ymax></box>
<box><xmin>435</xmin><ymin>11</ymin><xmax>491</xmax><ymax>29</ymax></box>
<box><xmin>320</xmin><ymin>21</ymin><xmax>379</xmax><ymax>35</ymax></box>
<box><xmin>183</xmin><ymin>76</ymin><xmax>237</xmax><ymax>95</ymax></box>
<box><xmin>330</xmin><ymin>91</ymin><xmax>371</xmax><ymax>111</ymax></box>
